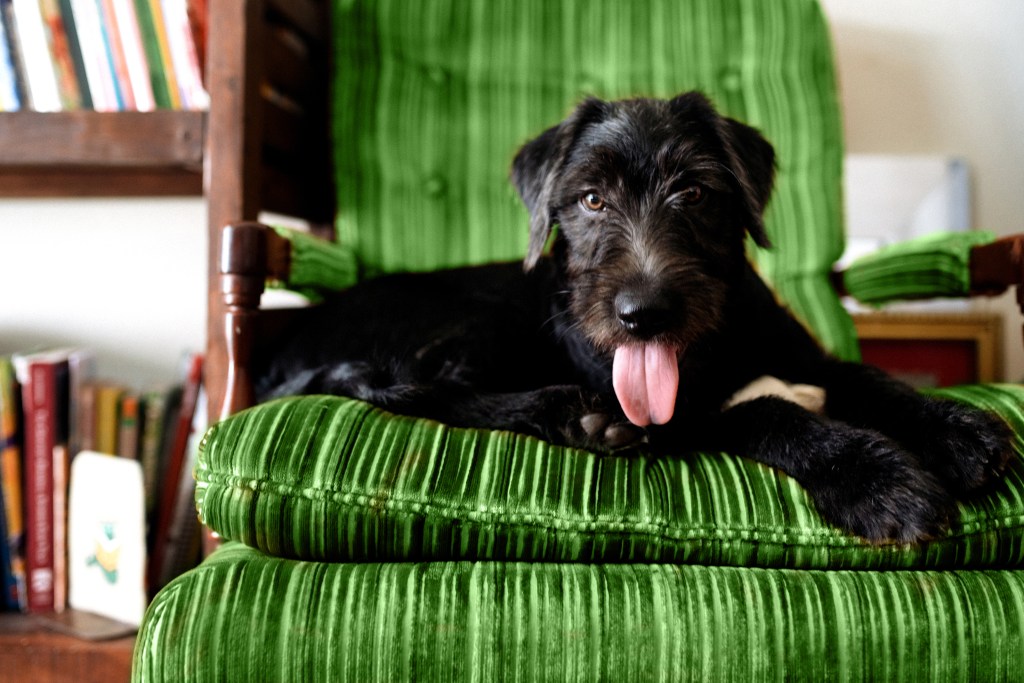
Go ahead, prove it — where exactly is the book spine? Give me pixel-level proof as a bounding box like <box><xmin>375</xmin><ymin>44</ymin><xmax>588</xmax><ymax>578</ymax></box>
<box><xmin>184</xmin><ymin>0</ymin><xmax>204</xmax><ymax>83</ymax></box>
<box><xmin>55</xmin><ymin>0</ymin><xmax>91</xmax><ymax>108</ymax></box>
<box><xmin>159</xmin><ymin>0</ymin><xmax>203</xmax><ymax>109</ymax></box>
<box><xmin>0</xmin><ymin>0</ymin><xmax>30</xmax><ymax>107</ymax></box>
<box><xmin>51</xmin><ymin>442</ymin><xmax>67</xmax><ymax>611</ymax></box>
<box><xmin>129</xmin><ymin>0</ymin><xmax>164</xmax><ymax>108</ymax></box>
<box><xmin>0</xmin><ymin>358</ymin><xmax>25</xmax><ymax>610</ymax></box>
<box><xmin>94</xmin><ymin>383</ymin><xmax>123</xmax><ymax>456</ymax></box>
<box><xmin>95</xmin><ymin>0</ymin><xmax>128</xmax><ymax>108</ymax></box>
<box><xmin>143</xmin><ymin>0</ymin><xmax>176</xmax><ymax>108</ymax></box>
<box><xmin>110</xmin><ymin>0</ymin><xmax>149</xmax><ymax>109</ymax></box>
<box><xmin>117</xmin><ymin>392</ymin><xmax>140</xmax><ymax>459</ymax></box>
<box><xmin>138</xmin><ymin>389</ymin><xmax>166</xmax><ymax>520</ymax></box>
<box><xmin>148</xmin><ymin>353</ymin><xmax>201</xmax><ymax>591</ymax></box>
<box><xmin>0</xmin><ymin>7</ymin><xmax>22</xmax><ymax>109</ymax></box>
<box><xmin>156</xmin><ymin>386</ymin><xmax>205</xmax><ymax>588</ymax></box>
<box><xmin>19</xmin><ymin>361</ymin><xmax>57</xmax><ymax>612</ymax></box>
<box><xmin>36</xmin><ymin>0</ymin><xmax>82</xmax><ymax>109</ymax></box>
<box><xmin>11</xmin><ymin>0</ymin><xmax>60</xmax><ymax>110</ymax></box>
<box><xmin>68</xmin><ymin>0</ymin><xmax>116</xmax><ymax>110</ymax></box>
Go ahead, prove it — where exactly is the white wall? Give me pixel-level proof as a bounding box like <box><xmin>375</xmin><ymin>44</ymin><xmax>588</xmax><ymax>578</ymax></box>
<box><xmin>0</xmin><ymin>197</ymin><xmax>207</xmax><ymax>388</ymax></box>
<box><xmin>820</xmin><ymin>0</ymin><xmax>1024</xmax><ymax>380</ymax></box>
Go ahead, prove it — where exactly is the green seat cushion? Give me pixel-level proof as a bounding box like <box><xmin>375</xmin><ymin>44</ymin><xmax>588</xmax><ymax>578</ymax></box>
<box><xmin>195</xmin><ymin>384</ymin><xmax>1024</xmax><ymax>570</ymax></box>
<box><xmin>134</xmin><ymin>542</ymin><xmax>1024</xmax><ymax>682</ymax></box>
<box><xmin>843</xmin><ymin>231</ymin><xmax>996</xmax><ymax>306</ymax></box>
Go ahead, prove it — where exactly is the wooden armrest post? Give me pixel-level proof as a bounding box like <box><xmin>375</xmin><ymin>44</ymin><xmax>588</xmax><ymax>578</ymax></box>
<box><xmin>219</xmin><ymin>222</ymin><xmax>270</xmax><ymax>421</ymax></box>
<box><xmin>970</xmin><ymin>235</ymin><xmax>1024</xmax><ymax>350</ymax></box>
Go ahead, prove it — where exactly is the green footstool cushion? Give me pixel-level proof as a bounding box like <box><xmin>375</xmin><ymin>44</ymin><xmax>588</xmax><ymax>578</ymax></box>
<box><xmin>195</xmin><ymin>385</ymin><xmax>1024</xmax><ymax>569</ymax></box>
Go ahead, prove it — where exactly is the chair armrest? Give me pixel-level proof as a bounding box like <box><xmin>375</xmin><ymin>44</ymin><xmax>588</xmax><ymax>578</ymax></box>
<box><xmin>834</xmin><ymin>231</ymin><xmax>1024</xmax><ymax>351</ymax></box>
<box><xmin>218</xmin><ymin>222</ymin><xmax>358</xmax><ymax>420</ymax></box>
<box><xmin>838</xmin><ymin>231</ymin><xmax>997</xmax><ymax>305</ymax></box>
<box><xmin>969</xmin><ymin>234</ymin><xmax>1024</xmax><ymax>296</ymax></box>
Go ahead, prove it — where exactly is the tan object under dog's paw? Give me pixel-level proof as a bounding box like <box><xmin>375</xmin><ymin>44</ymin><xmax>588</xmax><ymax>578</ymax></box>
<box><xmin>724</xmin><ymin>375</ymin><xmax>826</xmax><ymax>414</ymax></box>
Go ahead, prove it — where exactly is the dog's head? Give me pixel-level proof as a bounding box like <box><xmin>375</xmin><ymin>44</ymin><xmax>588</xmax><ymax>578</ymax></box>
<box><xmin>511</xmin><ymin>92</ymin><xmax>776</xmax><ymax>426</ymax></box>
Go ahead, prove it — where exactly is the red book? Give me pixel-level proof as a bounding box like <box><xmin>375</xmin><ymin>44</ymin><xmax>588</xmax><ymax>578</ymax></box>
<box><xmin>12</xmin><ymin>350</ymin><xmax>70</xmax><ymax>613</ymax></box>
<box><xmin>148</xmin><ymin>352</ymin><xmax>202</xmax><ymax>592</ymax></box>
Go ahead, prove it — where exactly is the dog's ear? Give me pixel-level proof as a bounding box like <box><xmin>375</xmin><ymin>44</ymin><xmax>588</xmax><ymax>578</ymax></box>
<box><xmin>512</xmin><ymin>98</ymin><xmax>611</xmax><ymax>271</ymax></box>
<box><xmin>718</xmin><ymin>116</ymin><xmax>776</xmax><ymax>249</ymax></box>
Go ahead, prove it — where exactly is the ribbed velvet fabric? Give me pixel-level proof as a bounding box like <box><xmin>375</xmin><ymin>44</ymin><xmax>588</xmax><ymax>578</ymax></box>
<box><xmin>843</xmin><ymin>231</ymin><xmax>996</xmax><ymax>306</ymax></box>
<box><xmin>195</xmin><ymin>385</ymin><xmax>1024</xmax><ymax>570</ymax></box>
<box><xmin>134</xmin><ymin>542</ymin><xmax>1024</xmax><ymax>682</ymax></box>
<box><xmin>271</xmin><ymin>226</ymin><xmax>360</xmax><ymax>294</ymax></box>
<box><xmin>331</xmin><ymin>0</ymin><xmax>857</xmax><ymax>360</ymax></box>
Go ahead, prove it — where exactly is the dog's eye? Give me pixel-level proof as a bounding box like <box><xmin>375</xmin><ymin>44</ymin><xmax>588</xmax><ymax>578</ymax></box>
<box><xmin>678</xmin><ymin>185</ymin><xmax>704</xmax><ymax>205</ymax></box>
<box><xmin>580</xmin><ymin>192</ymin><xmax>606</xmax><ymax>212</ymax></box>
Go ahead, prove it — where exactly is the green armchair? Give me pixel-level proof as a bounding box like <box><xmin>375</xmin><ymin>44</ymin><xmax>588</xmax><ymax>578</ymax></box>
<box><xmin>133</xmin><ymin>0</ymin><xmax>1024</xmax><ymax>680</ymax></box>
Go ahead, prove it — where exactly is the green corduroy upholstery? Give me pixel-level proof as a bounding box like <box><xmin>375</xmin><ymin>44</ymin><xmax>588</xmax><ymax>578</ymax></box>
<box><xmin>270</xmin><ymin>226</ymin><xmax>360</xmax><ymax>295</ymax></box>
<box><xmin>134</xmin><ymin>542</ymin><xmax>1024</xmax><ymax>682</ymax></box>
<box><xmin>195</xmin><ymin>385</ymin><xmax>1024</xmax><ymax>570</ymax></box>
<box><xmin>843</xmin><ymin>231</ymin><xmax>996</xmax><ymax>306</ymax></box>
<box><xmin>133</xmin><ymin>0</ymin><xmax>1024</xmax><ymax>680</ymax></box>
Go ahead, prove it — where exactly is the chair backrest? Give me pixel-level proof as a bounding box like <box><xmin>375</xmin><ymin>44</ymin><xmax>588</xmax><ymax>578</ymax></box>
<box><xmin>330</xmin><ymin>0</ymin><xmax>858</xmax><ymax>359</ymax></box>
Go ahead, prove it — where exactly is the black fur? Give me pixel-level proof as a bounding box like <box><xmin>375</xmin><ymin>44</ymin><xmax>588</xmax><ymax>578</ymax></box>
<box><xmin>258</xmin><ymin>92</ymin><xmax>1012</xmax><ymax>544</ymax></box>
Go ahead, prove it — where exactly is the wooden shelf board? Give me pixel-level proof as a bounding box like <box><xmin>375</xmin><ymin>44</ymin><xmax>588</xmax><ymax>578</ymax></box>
<box><xmin>0</xmin><ymin>612</ymin><xmax>135</xmax><ymax>683</ymax></box>
<box><xmin>0</xmin><ymin>111</ymin><xmax>206</xmax><ymax>197</ymax></box>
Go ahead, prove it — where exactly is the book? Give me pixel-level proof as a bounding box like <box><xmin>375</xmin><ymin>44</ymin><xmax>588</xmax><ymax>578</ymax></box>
<box><xmin>68</xmin><ymin>0</ymin><xmax>118</xmax><ymax>109</ymax></box>
<box><xmin>66</xmin><ymin>349</ymin><xmax>95</xmax><ymax>458</ymax></box>
<box><xmin>95</xmin><ymin>0</ymin><xmax>129</xmax><ymax>108</ymax></box>
<box><xmin>148</xmin><ymin>352</ymin><xmax>201</xmax><ymax>593</ymax></box>
<box><xmin>138</xmin><ymin>388</ymin><xmax>168</xmax><ymax>522</ymax></box>
<box><xmin>56</xmin><ymin>0</ymin><xmax>92</xmax><ymax>108</ymax></box>
<box><xmin>110</xmin><ymin>0</ymin><xmax>151</xmax><ymax>109</ymax></box>
<box><xmin>12</xmin><ymin>349</ymin><xmax>71</xmax><ymax>613</ymax></box>
<box><xmin>0</xmin><ymin>357</ymin><xmax>25</xmax><ymax>610</ymax></box>
<box><xmin>11</xmin><ymin>0</ymin><xmax>61</xmax><ymax>110</ymax></box>
<box><xmin>0</xmin><ymin>0</ymin><xmax>30</xmax><ymax>107</ymax></box>
<box><xmin>155</xmin><ymin>386</ymin><xmax>204</xmax><ymax>590</ymax></box>
<box><xmin>135</xmin><ymin>0</ymin><xmax>175</xmax><ymax>108</ymax></box>
<box><xmin>37</xmin><ymin>0</ymin><xmax>83</xmax><ymax>109</ymax></box>
<box><xmin>0</xmin><ymin>486</ymin><xmax>16</xmax><ymax>610</ymax></box>
<box><xmin>0</xmin><ymin>5</ymin><xmax>21</xmax><ymax>109</ymax></box>
<box><xmin>185</xmin><ymin>0</ymin><xmax>204</xmax><ymax>84</ymax></box>
<box><xmin>158</xmin><ymin>0</ymin><xmax>204</xmax><ymax>109</ymax></box>
<box><xmin>94</xmin><ymin>382</ymin><xmax>123</xmax><ymax>456</ymax></box>
<box><xmin>116</xmin><ymin>391</ymin><xmax>140</xmax><ymax>459</ymax></box>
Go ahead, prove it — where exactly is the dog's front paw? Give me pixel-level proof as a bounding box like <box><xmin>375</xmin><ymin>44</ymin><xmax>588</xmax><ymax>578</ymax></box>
<box><xmin>530</xmin><ymin>386</ymin><xmax>646</xmax><ymax>453</ymax></box>
<box><xmin>809</xmin><ymin>428</ymin><xmax>953</xmax><ymax>544</ymax></box>
<box><xmin>911</xmin><ymin>400</ymin><xmax>1014</xmax><ymax>494</ymax></box>
<box><xmin>578</xmin><ymin>412</ymin><xmax>648</xmax><ymax>452</ymax></box>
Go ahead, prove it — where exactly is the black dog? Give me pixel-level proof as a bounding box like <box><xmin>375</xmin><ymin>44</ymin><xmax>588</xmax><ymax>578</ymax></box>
<box><xmin>258</xmin><ymin>92</ymin><xmax>1012</xmax><ymax>543</ymax></box>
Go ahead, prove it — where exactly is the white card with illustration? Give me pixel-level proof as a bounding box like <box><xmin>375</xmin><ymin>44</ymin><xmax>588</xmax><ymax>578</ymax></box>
<box><xmin>68</xmin><ymin>451</ymin><xmax>146</xmax><ymax>627</ymax></box>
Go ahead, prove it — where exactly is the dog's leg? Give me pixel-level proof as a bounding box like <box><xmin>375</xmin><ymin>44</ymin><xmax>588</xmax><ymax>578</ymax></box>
<box><xmin>819</xmin><ymin>361</ymin><xmax>1012</xmax><ymax>494</ymax></box>
<box><xmin>311</xmin><ymin>368</ymin><xmax>644</xmax><ymax>452</ymax></box>
<box><xmin>413</xmin><ymin>385</ymin><xmax>647</xmax><ymax>452</ymax></box>
<box><xmin>700</xmin><ymin>396</ymin><xmax>952</xmax><ymax>543</ymax></box>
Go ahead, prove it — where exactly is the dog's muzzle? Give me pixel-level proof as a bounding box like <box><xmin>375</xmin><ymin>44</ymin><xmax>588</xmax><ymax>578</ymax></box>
<box><xmin>611</xmin><ymin>284</ymin><xmax>682</xmax><ymax>427</ymax></box>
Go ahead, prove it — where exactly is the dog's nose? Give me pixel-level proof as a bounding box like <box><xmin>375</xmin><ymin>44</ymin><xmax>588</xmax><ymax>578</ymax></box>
<box><xmin>615</xmin><ymin>288</ymin><xmax>673</xmax><ymax>338</ymax></box>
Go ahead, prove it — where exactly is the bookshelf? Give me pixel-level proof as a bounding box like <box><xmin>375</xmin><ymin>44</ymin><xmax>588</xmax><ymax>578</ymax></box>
<box><xmin>0</xmin><ymin>611</ymin><xmax>135</xmax><ymax>683</ymax></box>
<box><xmin>0</xmin><ymin>110</ymin><xmax>205</xmax><ymax>197</ymax></box>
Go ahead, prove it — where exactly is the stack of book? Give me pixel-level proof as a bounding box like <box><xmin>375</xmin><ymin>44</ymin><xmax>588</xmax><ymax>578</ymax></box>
<box><xmin>0</xmin><ymin>0</ymin><xmax>207</xmax><ymax>112</ymax></box>
<box><xmin>0</xmin><ymin>349</ymin><xmax>206</xmax><ymax>614</ymax></box>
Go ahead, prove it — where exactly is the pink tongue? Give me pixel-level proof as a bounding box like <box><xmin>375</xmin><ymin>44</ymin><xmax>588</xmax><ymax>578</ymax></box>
<box><xmin>612</xmin><ymin>344</ymin><xmax>680</xmax><ymax>427</ymax></box>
